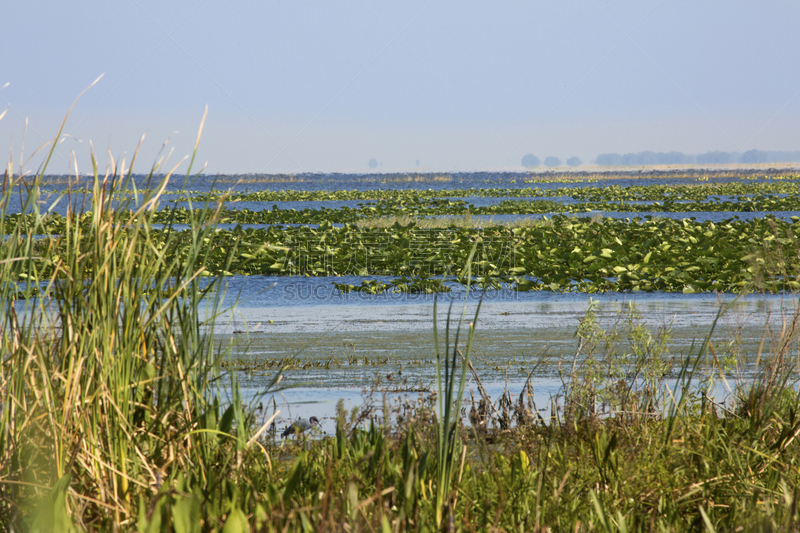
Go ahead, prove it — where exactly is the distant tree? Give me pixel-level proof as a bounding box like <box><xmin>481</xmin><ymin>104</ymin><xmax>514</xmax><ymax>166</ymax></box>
<box><xmin>634</xmin><ymin>151</ymin><xmax>657</xmax><ymax>165</ymax></box>
<box><xmin>521</xmin><ymin>154</ymin><xmax>541</xmax><ymax>168</ymax></box>
<box><xmin>658</xmin><ymin>151</ymin><xmax>691</xmax><ymax>165</ymax></box>
<box><xmin>368</xmin><ymin>158</ymin><xmax>378</xmax><ymax>169</ymax></box>
<box><xmin>742</xmin><ymin>150</ymin><xmax>768</xmax><ymax>164</ymax></box>
<box><xmin>566</xmin><ymin>156</ymin><xmax>582</xmax><ymax>167</ymax></box>
<box><xmin>596</xmin><ymin>153</ymin><xmax>623</xmax><ymax>166</ymax></box>
<box><xmin>697</xmin><ymin>151</ymin><xmax>732</xmax><ymax>164</ymax></box>
<box><xmin>544</xmin><ymin>156</ymin><xmax>562</xmax><ymax>168</ymax></box>
<box><xmin>768</xmin><ymin>151</ymin><xmax>800</xmax><ymax>163</ymax></box>
<box><xmin>596</xmin><ymin>151</ymin><xmax>694</xmax><ymax>166</ymax></box>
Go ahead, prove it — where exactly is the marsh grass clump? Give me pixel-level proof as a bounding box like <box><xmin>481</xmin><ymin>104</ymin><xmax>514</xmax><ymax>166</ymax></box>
<box><xmin>0</xmin><ymin>106</ymin><xmax>282</xmax><ymax>530</ymax></box>
<box><xmin>559</xmin><ymin>300</ymin><xmax>675</xmax><ymax>424</ymax></box>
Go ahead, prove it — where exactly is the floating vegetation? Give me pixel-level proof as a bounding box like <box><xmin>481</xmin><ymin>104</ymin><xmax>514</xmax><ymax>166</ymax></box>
<box><xmin>221</xmin><ymin>353</ymin><xmax>394</xmax><ymax>372</ymax></box>
<box><xmin>182</xmin><ymin>215</ymin><xmax>800</xmax><ymax>293</ymax></box>
<box><xmin>13</xmin><ymin>213</ymin><xmax>800</xmax><ymax>293</ymax></box>
<box><xmin>9</xmin><ymin>181</ymin><xmax>800</xmax><ymax>235</ymax></box>
<box><xmin>496</xmin><ymin>194</ymin><xmax>800</xmax><ymax>215</ymax></box>
<box><xmin>9</xmin><ymin>191</ymin><xmax>800</xmax><ymax>234</ymax></box>
<box><xmin>177</xmin><ymin>179</ymin><xmax>800</xmax><ymax>203</ymax></box>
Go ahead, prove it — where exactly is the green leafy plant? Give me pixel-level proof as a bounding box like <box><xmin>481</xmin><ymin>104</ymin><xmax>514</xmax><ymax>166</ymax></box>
<box><xmin>432</xmin><ymin>244</ymin><xmax>482</xmax><ymax>528</ymax></box>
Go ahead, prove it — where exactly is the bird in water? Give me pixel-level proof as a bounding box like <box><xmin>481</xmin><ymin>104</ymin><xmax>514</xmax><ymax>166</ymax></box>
<box><xmin>281</xmin><ymin>416</ymin><xmax>319</xmax><ymax>438</ymax></box>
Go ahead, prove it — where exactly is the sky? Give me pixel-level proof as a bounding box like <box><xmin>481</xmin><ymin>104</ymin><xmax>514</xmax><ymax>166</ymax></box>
<box><xmin>2</xmin><ymin>1</ymin><xmax>799</xmax><ymax>174</ymax></box>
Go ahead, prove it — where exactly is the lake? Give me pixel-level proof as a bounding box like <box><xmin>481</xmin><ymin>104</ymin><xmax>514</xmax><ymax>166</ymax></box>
<box><xmin>19</xmin><ymin>170</ymin><xmax>800</xmax><ymax>435</ymax></box>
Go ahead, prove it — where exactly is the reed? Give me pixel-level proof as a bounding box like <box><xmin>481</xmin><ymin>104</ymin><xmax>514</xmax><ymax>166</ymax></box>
<box><xmin>0</xmin><ymin>104</ymin><xmax>273</xmax><ymax>530</ymax></box>
<box><xmin>432</xmin><ymin>245</ymin><xmax>481</xmax><ymax>528</ymax></box>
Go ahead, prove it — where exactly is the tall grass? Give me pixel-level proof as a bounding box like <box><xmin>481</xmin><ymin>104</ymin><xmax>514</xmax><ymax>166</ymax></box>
<box><xmin>432</xmin><ymin>245</ymin><xmax>481</xmax><ymax>529</ymax></box>
<box><xmin>0</xmin><ymin>105</ymin><xmax>262</xmax><ymax>530</ymax></box>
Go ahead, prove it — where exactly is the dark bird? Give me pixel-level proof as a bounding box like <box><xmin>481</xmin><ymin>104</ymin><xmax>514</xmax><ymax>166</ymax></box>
<box><xmin>282</xmin><ymin>416</ymin><xmax>319</xmax><ymax>438</ymax></box>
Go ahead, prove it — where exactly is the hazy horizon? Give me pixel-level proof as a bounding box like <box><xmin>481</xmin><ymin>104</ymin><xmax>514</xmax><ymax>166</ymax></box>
<box><xmin>2</xmin><ymin>1</ymin><xmax>799</xmax><ymax>175</ymax></box>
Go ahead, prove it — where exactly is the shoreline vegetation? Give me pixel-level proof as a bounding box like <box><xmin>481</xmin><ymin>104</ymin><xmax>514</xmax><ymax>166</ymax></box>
<box><xmin>2</xmin><ymin>110</ymin><xmax>800</xmax><ymax>530</ymax></box>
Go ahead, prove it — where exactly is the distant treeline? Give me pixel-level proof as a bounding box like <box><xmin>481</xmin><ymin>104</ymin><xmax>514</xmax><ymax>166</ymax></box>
<box><xmin>595</xmin><ymin>150</ymin><xmax>800</xmax><ymax>166</ymax></box>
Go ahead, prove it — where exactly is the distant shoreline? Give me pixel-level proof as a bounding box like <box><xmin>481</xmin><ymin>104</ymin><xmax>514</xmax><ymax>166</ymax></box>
<box><xmin>523</xmin><ymin>162</ymin><xmax>800</xmax><ymax>174</ymax></box>
<box><xmin>30</xmin><ymin>163</ymin><xmax>800</xmax><ymax>184</ymax></box>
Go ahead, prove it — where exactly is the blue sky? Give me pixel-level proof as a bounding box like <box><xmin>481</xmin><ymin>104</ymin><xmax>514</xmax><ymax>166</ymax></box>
<box><xmin>2</xmin><ymin>1</ymin><xmax>799</xmax><ymax>174</ymax></box>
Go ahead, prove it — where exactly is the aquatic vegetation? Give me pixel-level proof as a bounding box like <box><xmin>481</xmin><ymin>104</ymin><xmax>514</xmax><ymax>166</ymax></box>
<box><xmin>17</xmin><ymin>211</ymin><xmax>800</xmax><ymax>294</ymax></box>
<box><xmin>10</xmin><ymin>191</ymin><xmax>800</xmax><ymax>235</ymax></box>
<box><xmin>497</xmin><ymin>194</ymin><xmax>800</xmax><ymax>215</ymax></box>
<box><xmin>175</xmin><ymin>178</ymin><xmax>800</xmax><ymax>203</ymax></box>
<box><xmin>355</xmin><ymin>213</ymin><xmax>551</xmax><ymax>229</ymax></box>
<box><xmin>140</xmin><ymin>215</ymin><xmax>800</xmax><ymax>293</ymax></box>
<box><xmin>333</xmin><ymin>276</ymin><xmax>453</xmax><ymax>294</ymax></box>
<box><xmin>9</xmin><ymin>180</ymin><xmax>800</xmax><ymax>236</ymax></box>
<box><xmin>157</xmin><ymin>187</ymin><xmax>800</xmax><ymax>226</ymax></box>
<box><xmin>10</xmin><ymin>203</ymin><xmax>800</xmax><ymax>296</ymax></box>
